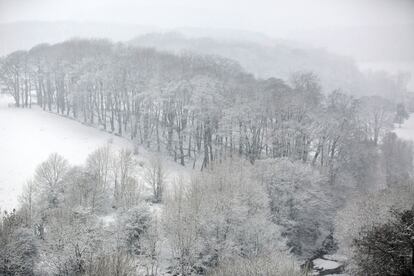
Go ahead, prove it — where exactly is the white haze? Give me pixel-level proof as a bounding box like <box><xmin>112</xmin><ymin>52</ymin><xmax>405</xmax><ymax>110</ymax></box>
<box><xmin>1</xmin><ymin>0</ymin><xmax>414</xmax><ymax>84</ymax></box>
<box><xmin>1</xmin><ymin>0</ymin><xmax>413</xmax><ymax>34</ymax></box>
<box><xmin>1</xmin><ymin>2</ymin><xmax>414</xmax><ymax>275</ymax></box>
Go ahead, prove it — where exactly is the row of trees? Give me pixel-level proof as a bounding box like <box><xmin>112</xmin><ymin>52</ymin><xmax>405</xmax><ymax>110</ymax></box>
<box><xmin>0</xmin><ymin>39</ymin><xmax>403</xmax><ymax>179</ymax></box>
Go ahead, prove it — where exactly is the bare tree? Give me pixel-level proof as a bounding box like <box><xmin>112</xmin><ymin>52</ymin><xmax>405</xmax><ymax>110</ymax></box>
<box><xmin>18</xmin><ymin>181</ymin><xmax>35</xmax><ymax>227</ymax></box>
<box><xmin>143</xmin><ymin>156</ymin><xmax>166</xmax><ymax>203</ymax></box>
<box><xmin>113</xmin><ymin>149</ymin><xmax>137</xmax><ymax>208</ymax></box>
<box><xmin>86</xmin><ymin>146</ymin><xmax>114</xmax><ymax>212</ymax></box>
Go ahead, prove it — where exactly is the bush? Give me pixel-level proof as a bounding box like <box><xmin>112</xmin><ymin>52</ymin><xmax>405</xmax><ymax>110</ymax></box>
<box><xmin>351</xmin><ymin>207</ymin><xmax>414</xmax><ymax>275</ymax></box>
<box><xmin>163</xmin><ymin>159</ymin><xmax>286</xmax><ymax>275</ymax></box>
<box><xmin>0</xmin><ymin>211</ymin><xmax>37</xmax><ymax>276</ymax></box>
<box><xmin>207</xmin><ymin>253</ymin><xmax>304</xmax><ymax>276</ymax></box>
<box><xmin>123</xmin><ymin>203</ymin><xmax>152</xmax><ymax>256</ymax></box>
<box><xmin>255</xmin><ymin>159</ymin><xmax>334</xmax><ymax>258</ymax></box>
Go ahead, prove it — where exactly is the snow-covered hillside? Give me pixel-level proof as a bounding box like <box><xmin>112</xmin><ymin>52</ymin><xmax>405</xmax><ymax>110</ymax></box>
<box><xmin>0</xmin><ymin>95</ymin><xmax>187</xmax><ymax>211</ymax></box>
<box><xmin>0</xmin><ymin>95</ymin><xmax>134</xmax><ymax>210</ymax></box>
<box><xmin>394</xmin><ymin>114</ymin><xmax>414</xmax><ymax>142</ymax></box>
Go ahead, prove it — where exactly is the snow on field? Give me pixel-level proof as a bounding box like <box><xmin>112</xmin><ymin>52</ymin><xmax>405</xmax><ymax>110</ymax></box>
<box><xmin>313</xmin><ymin>258</ymin><xmax>341</xmax><ymax>270</ymax></box>
<box><xmin>312</xmin><ymin>256</ymin><xmax>345</xmax><ymax>276</ymax></box>
<box><xmin>0</xmin><ymin>95</ymin><xmax>133</xmax><ymax>210</ymax></box>
<box><xmin>394</xmin><ymin>114</ymin><xmax>414</xmax><ymax>142</ymax></box>
<box><xmin>0</xmin><ymin>95</ymin><xmax>189</xmax><ymax>211</ymax></box>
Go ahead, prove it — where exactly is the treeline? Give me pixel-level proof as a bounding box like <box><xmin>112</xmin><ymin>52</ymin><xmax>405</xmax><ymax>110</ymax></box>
<box><xmin>130</xmin><ymin>32</ymin><xmax>411</xmax><ymax>99</ymax></box>
<box><xmin>0</xmin><ymin>39</ymin><xmax>408</xmax><ymax>182</ymax></box>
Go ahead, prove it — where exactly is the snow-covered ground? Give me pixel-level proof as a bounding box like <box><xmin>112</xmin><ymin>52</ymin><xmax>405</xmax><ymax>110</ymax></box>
<box><xmin>394</xmin><ymin>114</ymin><xmax>414</xmax><ymax>142</ymax></box>
<box><xmin>313</xmin><ymin>258</ymin><xmax>341</xmax><ymax>270</ymax></box>
<box><xmin>312</xmin><ymin>254</ymin><xmax>347</xmax><ymax>276</ymax></box>
<box><xmin>0</xmin><ymin>95</ymin><xmax>134</xmax><ymax>210</ymax></box>
<box><xmin>0</xmin><ymin>95</ymin><xmax>189</xmax><ymax>211</ymax></box>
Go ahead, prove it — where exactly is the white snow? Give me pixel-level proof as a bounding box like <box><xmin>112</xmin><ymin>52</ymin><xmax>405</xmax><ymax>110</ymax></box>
<box><xmin>313</xmin><ymin>258</ymin><xmax>341</xmax><ymax>270</ymax></box>
<box><xmin>0</xmin><ymin>95</ymin><xmax>133</xmax><ymax>211</ymax></box>
<box><xmin>0</xmin><ymin>95</ymin><xmax>190</xmax><ymax>212</ymax></box>
<box><xmin>394</xmin><ymin>114</ymin><xmax>414</xmax><ymax>142</ymax></box>
<box><xmin>99</xmin><ymin>213</ymin><xmax>116</xmax><ymax>226</ymax></box>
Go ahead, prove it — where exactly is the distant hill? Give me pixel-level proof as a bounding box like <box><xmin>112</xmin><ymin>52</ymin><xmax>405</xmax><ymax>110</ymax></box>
<box><xmin>287</xmin><ymin>25</ymin><xmax>414</xmax><ymax>64</ymax></box>
<box><xmin>1</xmin><ymin>21</ymin><xmax>410</xmax><ymax>96</ymax></box>
<box><xmin>130</xmin><ymin>32</ymin><xmax>375</xmax><ymax>95</ymax></box>
<box><xmin>286</xmin><ymin>25</ymin><xmax>414</xmax><ymax>91</ymax></box>
<box><xmin>0</xmin><ymin>21</ymin><xmax>157</xmax><ymax>56</ymax></box>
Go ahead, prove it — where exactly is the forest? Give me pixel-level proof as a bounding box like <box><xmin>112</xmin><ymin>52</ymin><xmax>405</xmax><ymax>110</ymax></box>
<box><xmin>0</xmin><ymin>39</ymin><xmax>413</xmax><ymax>275</ymax></box>
<box><xmin>130</xmin><ymin>32</ymin><xmax>411</xmax><ymax>99</ymax></box>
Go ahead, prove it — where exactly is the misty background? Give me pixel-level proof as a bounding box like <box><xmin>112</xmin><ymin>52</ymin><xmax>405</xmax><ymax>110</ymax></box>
<box><xmin>1</xmin><ymin>1</ymin><xmax>414</xmax><ymax>275</ymax></box>
<box><xmin>1</xmin><ymin>0</ymin><xmax>414</xmax><ymax>90</ymax></box>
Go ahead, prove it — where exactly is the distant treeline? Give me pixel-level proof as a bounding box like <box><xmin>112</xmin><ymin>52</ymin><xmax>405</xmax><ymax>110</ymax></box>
<box><xmin>130</xmin><ymin>32</ymin><xmax>413</xmax><ymax>99</ymax></box>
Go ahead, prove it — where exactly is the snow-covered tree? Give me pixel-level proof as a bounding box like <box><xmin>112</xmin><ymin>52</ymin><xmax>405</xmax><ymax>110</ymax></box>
<box><xmin>164</xmin><ymin>159</ymin><xmax>287</xmax><ymax>274</ymax></box>
<box><xmin>334</xmin><ymin>183</ymin><xmax>414</xmax><ymax>269</ymax></box>
<box><xmin>86</xmin><ymin>146</ymin><xmax>114</xmax><ymax>212</ymax></box>
<box><xmin>32</xmin><ymin>153</ymin><xmax>70</xmax><ymax>216</ymax></box>
<box><xmin>255</xmin><ymin>158</ymin><xmax>335</xmax><ymax>257</ymax></box>
<box><xmin>0</xmin><ymin>210</ymin><xmax>37</xmax><ymax>276</ymax></box>
<box><xmin>352</xmin><ymin>207</ymin><xmax>414</xmax><ymax>275</ymax></box>
<box><xmin>144</xmin><ymin>156</ymin><xmax>166</xmax><ymax>203</ymax></box>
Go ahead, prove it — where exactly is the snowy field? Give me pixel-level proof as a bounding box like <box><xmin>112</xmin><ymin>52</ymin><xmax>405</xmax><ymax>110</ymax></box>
<box><xmin>394</xmin><ymin>114</ymin><xmax>414</xmax><ymax>142</ymax></box>
<box><xmin>0</xmin><ymin>95</ymin><xmax>129</xmax><ymax>210</ymax></box>
<box><xmin>0</xmin><ymin>95</ymin><xmax>135</xmax><ymax>210</ymax></box>
<box><xmin>0</xmin><ymin>95</ymin><xmax>188</xmax><ymax>211</ymax></box>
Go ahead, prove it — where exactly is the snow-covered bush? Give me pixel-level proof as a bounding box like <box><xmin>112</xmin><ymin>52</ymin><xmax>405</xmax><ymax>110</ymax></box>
<box><xmin>85</xmin><ymin>251</ymin><xmax>136</xmax><ymax>276</ymax></box>
<box><xmin>351</xmin><ymin>207</ymin><xmax>414</xmax><ymax>275</ymax></box>
<box><xmin>255</xmin><ymin>158</ymin><xmax>335</xmax><ymax>258</ymax></box>
<box><xmin>0</xmin><ymin>211</ymin><xmax>37</xmax><ymax>276</ymax></box>
<box><xmin>381</xmin><ymin>132</ymin><xmax>413</xmax><ymax>187</ymax></box>
<box><xmin>122</xmin><ymin>203</ymin><xmax>152</xmax><ymax>256</ymax></box>
<box><xmin>85</xmin><ymin>146</ymin><xmax>115</xmax><ymax>213</ymax></box>
<box><xmin>33</xmin><ymin>153</ymin><xmax>70</xmax><ymax>211</ymax></box>
<box><xmin>334</xmin><ymin>183</ymin><xmax>414</xmax><ymax>270</ymax></box>
<box><xmin>143</xmin><ymin>155</ymin><xmax>166</xmax><ymax>203</ymax></box>
<box><xmin>163</xmin><ymin>159</ymin><xmax>287</xmax><ymax>275</ymax></box>
<box><xmin>207</xmin><ymin>252</ymin><xmax>304</xmax><ymax>276</ymax></box>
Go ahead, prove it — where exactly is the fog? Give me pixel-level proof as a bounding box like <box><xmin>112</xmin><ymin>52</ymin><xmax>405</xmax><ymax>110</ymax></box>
<box><xmin>1</xmin><ymin>2</ymin><xmax>414</xmax><ymax>275</ymax></box>
<box><xmin>1</xmin><ymin>0</ymin><xmax>414</xmax><ymax>33</ymax></box>
<box><xmin>1</xmin><ymin>0</ymin><xmax>414</xmax><ymax>90</ymax></box>
<box><xmin>1</xmin><ymin>1</ymin><xmax>413</xmax><ymax>48</ymax></box>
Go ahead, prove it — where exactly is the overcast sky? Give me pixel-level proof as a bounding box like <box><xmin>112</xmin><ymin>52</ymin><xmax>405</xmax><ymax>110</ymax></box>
<box><xmin>1</xmin><ymin>0</ymin><xmax>414</xmax><ymax>36</ymax></box>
